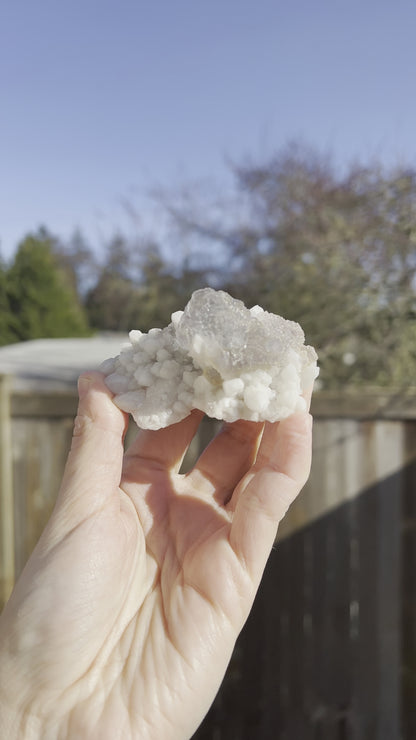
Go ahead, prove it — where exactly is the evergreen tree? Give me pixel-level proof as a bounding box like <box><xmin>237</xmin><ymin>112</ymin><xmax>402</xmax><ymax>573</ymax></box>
<box><xmin>7</xmin><ymin>232</ymin><xmax>91</xmax><ymax>340</ymax></box>
<box><xmin>0</xmin><ymin>259</ymin><xmax>18</xmax><ymax>345</ymax></box>
<box><xmin>85</xmin><ymin>237</ymin><xmax>207</xmax><ymax>333</ymax></box>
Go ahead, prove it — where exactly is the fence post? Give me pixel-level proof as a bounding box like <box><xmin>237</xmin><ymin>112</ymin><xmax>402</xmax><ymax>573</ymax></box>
<box><xmin>0</xmin><ymin>374</ymin><xmax>14</xmax><ymax>607</ymax></box>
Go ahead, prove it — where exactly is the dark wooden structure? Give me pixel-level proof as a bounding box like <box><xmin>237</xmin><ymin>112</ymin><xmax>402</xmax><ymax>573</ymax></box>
<box><xmin>194</xmin><ymin>459</ymin><xmax>416</xmax><ymax>739</ymax></box>
<box><xmin>193</xmin><ymin>420</ymin><xmax>416</xmax><ymax>740</ymax></box>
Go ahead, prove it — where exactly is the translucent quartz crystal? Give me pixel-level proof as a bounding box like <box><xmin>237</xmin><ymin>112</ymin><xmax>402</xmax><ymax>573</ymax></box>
<box><xmin>102</xmin><ymin>288</ymin><xmax>319</xmax><ymax>429</ymax></box>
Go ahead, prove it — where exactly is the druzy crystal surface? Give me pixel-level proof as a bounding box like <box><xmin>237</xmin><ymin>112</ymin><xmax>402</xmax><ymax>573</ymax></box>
<box><xmin>102</xmin><ymin>288</ymin><xmax>319</xmax><ymax>429</ymax></box>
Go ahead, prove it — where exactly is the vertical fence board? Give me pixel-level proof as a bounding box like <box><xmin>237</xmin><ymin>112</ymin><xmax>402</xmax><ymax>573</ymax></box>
<box><xmin>327</xmin><ymin>507</ymin><xmax>353</xmax><ymax>736</ymax></box>
<box><xmin>286</xmin><ymin>534</ymin><xmax>308</xmax><ymax>738</ymax></box>
<box><xmin>355</xmin><ymin>481</ymin><xmax>381</xmax><ymax>739</ymax></box>
<box><xmin>12</xmin><ymin>417</ymin><xmax>74</xmax><ymax>577</ymax></box>
<box><xmin>0</xmin><ymin>375</ymin><xmax>14</xmax><ymax>607</ymax></box>
<box><xmin>402</xmin><ymin>424</ymin><xmax>416</xmax><ymax>740</ymax></box>
<box><xmin>259</xmin><ymin>545</ymin><xmax>290</xmax><ymax>739</ymax></box>
<box><xmin>377</xmin><ymin>476</ymin><xmax>401</xmax><ymax>739</ymax></box>
<box><xmin>309</xmin><ymin>514</ymin><xmax>327</xmax><ymax>736</ymax></box>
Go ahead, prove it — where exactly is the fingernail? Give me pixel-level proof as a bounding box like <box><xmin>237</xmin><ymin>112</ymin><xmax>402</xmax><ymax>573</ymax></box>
<box><xmin>78</xmin><ymin>375</ymin><xmax>92</xmax><ymax>400</ymax></box>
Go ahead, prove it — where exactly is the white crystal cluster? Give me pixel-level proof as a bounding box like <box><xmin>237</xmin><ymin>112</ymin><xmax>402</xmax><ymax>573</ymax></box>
<box><xmin>101</xmin><ymin>288</ymin><xmax>319</xmax><ymax>429</ymax></box>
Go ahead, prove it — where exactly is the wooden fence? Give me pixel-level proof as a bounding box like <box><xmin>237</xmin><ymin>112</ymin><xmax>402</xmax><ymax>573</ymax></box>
<box><xmin>1</xmin><ymin>375</ymin><xmax>416</xmax><ymax>738</ymax></box>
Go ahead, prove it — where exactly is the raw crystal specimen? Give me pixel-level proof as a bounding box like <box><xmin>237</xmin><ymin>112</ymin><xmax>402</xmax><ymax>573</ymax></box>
<box><xmin>101</xmin><ymin>288</ymin><xmax>319</xmax><ymax>429</ymax></box>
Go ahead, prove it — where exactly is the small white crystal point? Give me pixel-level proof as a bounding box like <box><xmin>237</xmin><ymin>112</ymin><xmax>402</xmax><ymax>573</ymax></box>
<box><xmin>171</xmin><ymin>310</ymin><xmax>184</xmax><ymax>326</ymax></box>
<box><xmin>129</xmin><ymin>330</ymin><xmax>142</xmax><ymax>343</ymax></box>
<box><xmin>249</xmin><ymin>305</ymin><xmax>263</xmax><ymax>317</ymax></box>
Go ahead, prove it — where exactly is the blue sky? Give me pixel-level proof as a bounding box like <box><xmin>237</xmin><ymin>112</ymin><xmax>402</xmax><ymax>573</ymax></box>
<box><xmin>1</xmin><ymin>0</ymin><xmax>416</xmax><ymax>259</ymax></box>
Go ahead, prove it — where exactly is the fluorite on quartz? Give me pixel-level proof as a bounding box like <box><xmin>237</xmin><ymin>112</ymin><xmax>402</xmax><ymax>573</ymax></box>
<box><xmin>101</xmin><ymin>288</ymin><xmax>319</xmax><ymax>429</ymax></box>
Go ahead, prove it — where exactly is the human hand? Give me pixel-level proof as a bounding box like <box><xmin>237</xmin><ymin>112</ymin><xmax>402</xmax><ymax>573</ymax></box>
<box><xmin>0</xmin><ymin>372</ymin><xmax>312</xmax><ymax>740</ymax></box>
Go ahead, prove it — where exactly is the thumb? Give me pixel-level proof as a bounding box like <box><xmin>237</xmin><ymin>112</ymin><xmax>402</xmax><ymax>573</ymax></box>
<box><xmin>53</xmin><ymin>371</ymin><xmax>128</xmax><ymax>526</ymax></box>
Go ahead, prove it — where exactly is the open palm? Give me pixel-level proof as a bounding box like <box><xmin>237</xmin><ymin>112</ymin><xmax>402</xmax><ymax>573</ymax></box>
<box><xmin>0</xmin><ymin>372</ymin><xmax>312</xmax><ymax>740</ymax></box>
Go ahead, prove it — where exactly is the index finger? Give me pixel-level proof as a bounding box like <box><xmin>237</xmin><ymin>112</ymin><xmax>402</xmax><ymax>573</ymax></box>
<box><xmin>122</xmin><ymin>409</ymin><xmax>204</xmax><ymax>478</ymax></box>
